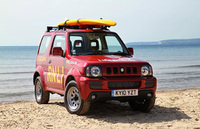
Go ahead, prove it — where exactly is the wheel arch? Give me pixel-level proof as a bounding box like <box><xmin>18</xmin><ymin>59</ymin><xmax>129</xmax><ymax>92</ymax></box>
<box><xmin>33</xmin><ymin>66</ymin><xmax>45</xmax><ymax>88</ymax></box>
<box><xmin>64</xmin><ymin>67</ymin><xmax>82</xmax><ymax>88</ymax></box>
<box><xmin>33</xmin><ymin>71</ymin><xmax>40</xmax><ymax>85</ymax></box>
<box><xmin>65</xmin><ymin>75</ymin><xmax>76</xmax><ymax>88</ymax></box>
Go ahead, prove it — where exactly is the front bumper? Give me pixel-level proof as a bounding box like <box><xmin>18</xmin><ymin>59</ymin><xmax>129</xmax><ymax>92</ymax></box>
<box><xmin>86</xmin><ymin>90</ymin><xmax>154</xmax><ymax>102</ymax></box>
<box><xmin>77</xmin><ymin>76</ymin><xmax>157</xmax><ymax>101</ymax></box>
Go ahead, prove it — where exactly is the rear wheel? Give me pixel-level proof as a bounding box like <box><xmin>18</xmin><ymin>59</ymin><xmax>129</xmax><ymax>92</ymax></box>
<box><xmin>129</xmin><ymin>96</ymin><xmax>156</xmax><ymax>113</ymax></box>
<box><xmin>34</xmin><ymin>76</ymin><xmax>49</xmax><ymax>104</ymax></box>
<box><xmin>64</xmin><ymin>80</ymin><xmax>90</xmax><ymax>115</ymax></box>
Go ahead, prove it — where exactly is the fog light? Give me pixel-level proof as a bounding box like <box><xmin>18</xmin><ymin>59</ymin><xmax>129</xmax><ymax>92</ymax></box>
<box><xmin>91</xmin><ymin>95</ymin><xmax>96</xmax><ymax>100</ymax></box>
<box><xmin>147</xmin><ymin>93</ymin><xmax>152</xmax><ymax>97</ymax></box>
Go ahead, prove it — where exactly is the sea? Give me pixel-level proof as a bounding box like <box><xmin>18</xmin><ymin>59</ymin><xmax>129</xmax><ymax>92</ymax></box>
<box><xmin>0</xmin><ymin>45</ymin><xmax>200</xmax><ymax>102</ymax></box>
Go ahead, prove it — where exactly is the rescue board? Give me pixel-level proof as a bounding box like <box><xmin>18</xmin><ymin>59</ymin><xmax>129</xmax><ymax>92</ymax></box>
<box><xmin>57</xmin><ymin>19</ymin><xmax>116</xmax><ymax>27</ymax></box>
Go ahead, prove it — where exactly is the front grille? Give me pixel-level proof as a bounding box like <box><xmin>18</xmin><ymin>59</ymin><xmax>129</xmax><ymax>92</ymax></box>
<box><xmin>108</xmin><ymin>81</ymin><xmax>140</xmax><ymax>89</ymax></box>
<box><xmin>113</xmin><ymin>67</ymin><xmax>118</xmax><ymax>74</ymax></box>
<box><xmin>126</xmin><ymin>67</ymin><xmax>131</xmax><ymax>74</ymax></box>
<box><xmin>106</xmin><ymin>66</ymin><xmax>137</xmax><ymax>74</ymax></box>
<box><xmin>106</xmin><ymin>67</ymin><xmax>112</xmax><ymax>74</ymax></box>
<box><xmin>133</xmin><ymin>67</ymin><xmax>137</xmax><ymax>74</ymax></box>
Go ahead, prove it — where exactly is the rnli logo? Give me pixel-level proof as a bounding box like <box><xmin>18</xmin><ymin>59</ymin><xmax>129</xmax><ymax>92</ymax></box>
<box><xmin>47</xmin><ymin>66</ymin><xmax>64</xmax><ymax>83</ymax></box>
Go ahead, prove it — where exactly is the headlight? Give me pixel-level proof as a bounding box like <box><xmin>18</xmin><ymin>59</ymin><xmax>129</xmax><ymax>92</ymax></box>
<box><xmin>141</xmin><ymin>65</ymin><xmax>153</xmax><ymax>76</ymax></box>
<box><xmin>86</xmin><ymin>66</ymin><xmax>102</xmax><ymax>77</ymax></box>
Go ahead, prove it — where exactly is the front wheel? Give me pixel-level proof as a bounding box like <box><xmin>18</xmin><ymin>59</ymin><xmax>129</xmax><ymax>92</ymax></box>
<box><xmin>34</xmin><ymin>76</ymin><xmax>49</xmax><ymax>104</ymax></box>
<box><xmin>64</xmin><ymin>81</ymin><xmax>90</xmax><ymax>115</ymax></box>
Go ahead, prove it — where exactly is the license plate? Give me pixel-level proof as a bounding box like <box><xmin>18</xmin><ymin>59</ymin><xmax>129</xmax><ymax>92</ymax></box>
<box><xmin>111</xmin><ymin>89</ymin><xmax>138</xmax><ymax>97</ymax></box>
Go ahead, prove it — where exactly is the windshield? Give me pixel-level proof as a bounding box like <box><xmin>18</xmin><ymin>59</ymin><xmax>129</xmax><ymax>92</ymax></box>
<box><xmin>69</xmin><ymin>32</ymin><xmax>130</xmax><ymax>56</ymax></box>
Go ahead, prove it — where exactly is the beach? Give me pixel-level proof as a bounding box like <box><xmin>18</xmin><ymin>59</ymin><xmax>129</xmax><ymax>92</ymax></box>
<box><xmin>0</xmin><ymin>88</ymin><xmax>199</xmax><ymax>129</ymax></box>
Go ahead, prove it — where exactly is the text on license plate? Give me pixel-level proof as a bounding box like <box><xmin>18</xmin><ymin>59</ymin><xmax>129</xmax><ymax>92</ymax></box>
<box><xmin>111</xmin><ymin>89</ymin><xmax>138</xmax><ymax>97</ymax></box>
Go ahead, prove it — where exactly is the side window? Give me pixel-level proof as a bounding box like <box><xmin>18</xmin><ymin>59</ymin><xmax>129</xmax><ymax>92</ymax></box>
<box><xmin>51</xmin><ymin>35</ymin><xmax>65</xmax><ymax>55</ymax></box>
<box><xmin>38</xmin><ymin>36</ymin><xmax>52</xmax><ymax>55</ymax></box>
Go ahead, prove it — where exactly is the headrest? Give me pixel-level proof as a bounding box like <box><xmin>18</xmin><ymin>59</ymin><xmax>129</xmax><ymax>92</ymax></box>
<box><xmin>74</xmin><ymin>40</ymin><xmax>83</xmax><ymax>48</ymax></box>
<box><xmin>90</xmin><ymin>40</ymin><xmax>99</xmax><ymax>50</ymax></box>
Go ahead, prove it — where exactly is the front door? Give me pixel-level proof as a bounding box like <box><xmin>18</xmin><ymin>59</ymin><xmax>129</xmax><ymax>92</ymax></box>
<box><xmin>45</xmin><ymin>35</ymin><xmax>66</xmax><ymax>90</ymax></box>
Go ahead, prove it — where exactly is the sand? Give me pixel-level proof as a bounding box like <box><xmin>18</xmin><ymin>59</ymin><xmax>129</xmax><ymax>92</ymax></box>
<box><xmin>0</xmin><ymin>88</ymin><xmax>200</xmax><ymax>129</ymax></box>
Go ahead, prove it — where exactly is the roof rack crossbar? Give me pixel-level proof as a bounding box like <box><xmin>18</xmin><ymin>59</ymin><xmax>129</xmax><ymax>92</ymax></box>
<box><xmin>46</xmin><ymin>25</ymin><xmax>110</xmax><ymax>32</ymax></box>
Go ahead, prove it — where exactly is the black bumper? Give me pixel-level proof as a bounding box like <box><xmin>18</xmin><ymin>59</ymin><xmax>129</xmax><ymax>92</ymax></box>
<box><xmin>86</xmin><ymin>90</ymin><xmax>154</xmax><ymax>102</ymax></box>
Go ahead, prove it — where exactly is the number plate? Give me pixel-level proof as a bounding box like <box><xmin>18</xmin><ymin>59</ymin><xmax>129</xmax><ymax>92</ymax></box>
<box><xmin>111</xmin><ymin>89</ymin><xmax>138</xmax><ymax>97</ymax></box>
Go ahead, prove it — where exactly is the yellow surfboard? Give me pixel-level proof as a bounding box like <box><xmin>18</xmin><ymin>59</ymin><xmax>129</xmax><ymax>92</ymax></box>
<box><xmin>57</xmin><ymin>19</ymin><xmax>116</xmax><ymax>27</ymax></box>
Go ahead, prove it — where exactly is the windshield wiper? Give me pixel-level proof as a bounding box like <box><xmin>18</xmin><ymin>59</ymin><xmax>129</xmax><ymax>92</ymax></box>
<box><xmin>113</xmin><ymin>52</ymin><xmax>130</xmax><ymax>56</ymax></box>
<box><xmin>83</xmin><ymin>52</ymin><xmax>130</xmax><ymax>56</ymax></box>
<box><xmin>85</xmin><ymin>52</ymin><xmax>104</xmax><ymax>55</ymax></box>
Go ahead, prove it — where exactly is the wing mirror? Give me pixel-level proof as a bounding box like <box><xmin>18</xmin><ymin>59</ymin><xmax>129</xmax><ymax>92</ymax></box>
<box><xmin>52</xmin><ymin>47</ymin><xmax>63</xmax><ymax>56</ymax></box>
<box><xmin>127</xmin><ymin>47</ymin><xmax>134</xmax><ymax>55</ymax></box>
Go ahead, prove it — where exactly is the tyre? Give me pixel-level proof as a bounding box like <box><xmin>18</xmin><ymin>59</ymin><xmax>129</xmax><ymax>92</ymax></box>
<box><xmin>129</xmin><ymin>95</ymin><xmax>156</xmax><ymax>113</ymax></box>
<box><xmin>64</xmin><ymin>80</ymin><xmax>90</xmax><ymax>115</ymax></box>
<box><xmin>128</xmin><ymin>100</ymin><xmax>140</xmax><ymax>111</ymax></box>
<box><xmin>140</xmin><ymin>95</ymin><xmax>156</xmax><ymax>113</ymax></box>
<box><xmin>34</xmin><ymin>76</ymin><xmax>49</xmax><ymax>104</ymax></box>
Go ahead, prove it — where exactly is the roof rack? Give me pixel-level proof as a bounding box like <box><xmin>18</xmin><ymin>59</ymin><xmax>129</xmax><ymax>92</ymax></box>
<box><xmin>46</xmin><ymin>25</ymin><xmax>110</xmax><ymax>32</ymax></box>
<box><xmin>46</xmin><ymin>26</ymin><xmax>66</xmax><ymax>32</ymax></box>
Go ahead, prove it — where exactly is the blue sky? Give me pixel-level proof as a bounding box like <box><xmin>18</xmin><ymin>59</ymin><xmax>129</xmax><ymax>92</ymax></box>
<box><xmin>0</xmin><ymin>0</ymin><xmax>200</xmax><ymax>46</ymax></box>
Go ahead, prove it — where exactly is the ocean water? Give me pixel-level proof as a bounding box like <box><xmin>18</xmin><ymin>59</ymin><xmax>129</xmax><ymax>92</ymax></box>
<box><xmin>0</xmin><ymin>45</ymin><xmax>200</xmax><ymax>102</ymax></box>
<box><xmin>129</xmin><ymin>45</ymin><xmax>200</xmax><ymax>90</ymax></box>
<box><xmin>0</xmin><ymin>46</ymin><xmax>37</xmax><ymax>102</ymax></box>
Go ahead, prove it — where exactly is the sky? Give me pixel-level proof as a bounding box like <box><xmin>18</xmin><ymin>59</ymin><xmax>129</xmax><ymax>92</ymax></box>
<box><xmin>0</xmin><ymin>0</ymin><xmax>200</xmax><ymax>46</ymax></box>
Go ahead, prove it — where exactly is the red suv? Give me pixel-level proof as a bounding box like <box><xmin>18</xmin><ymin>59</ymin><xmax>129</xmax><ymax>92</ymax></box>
<box><xmin>33</xmin><ymin>24</ymin><xmax>157</xmax><ymax>115</ymax></box>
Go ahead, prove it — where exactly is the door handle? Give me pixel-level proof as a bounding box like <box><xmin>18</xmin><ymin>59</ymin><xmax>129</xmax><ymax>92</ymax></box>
<box><xmin>48</xmin><ymin>60</ymin><xmax>51</xmax><ymax>63</ymax></box>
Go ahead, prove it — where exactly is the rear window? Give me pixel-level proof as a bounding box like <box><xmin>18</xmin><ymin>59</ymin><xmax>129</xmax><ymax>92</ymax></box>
<box><xmin>38</xmin><ymin>35</ymin><xmax>52</xmax><ymax>55</ymax></box>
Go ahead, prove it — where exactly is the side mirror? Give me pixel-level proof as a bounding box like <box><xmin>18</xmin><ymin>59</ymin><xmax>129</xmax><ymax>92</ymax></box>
<box><xmin>52</xmin><ymin>47</ymin><xmax>63</xmax><ymax>56</ymax></box>
<box><xmin>127</xmin><ymin>47</ymin><xmax>134</xmax><ymax>55</ymax></box>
